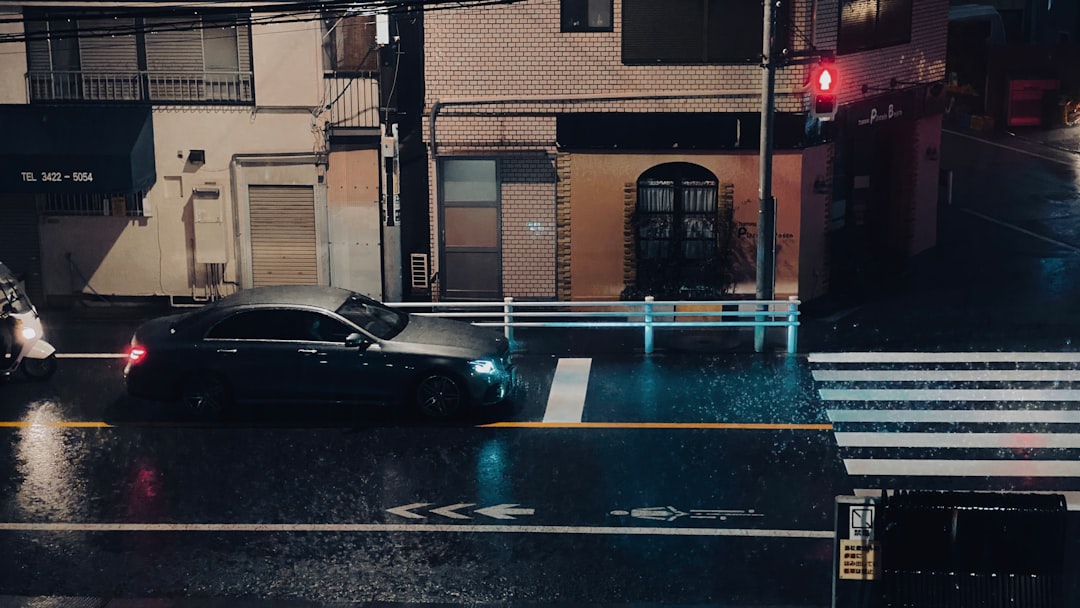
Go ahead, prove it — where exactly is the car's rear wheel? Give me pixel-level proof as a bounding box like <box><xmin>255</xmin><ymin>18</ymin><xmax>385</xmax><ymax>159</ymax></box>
<box><xmin>414</xmin><ymin>372</ymin><xmax>466</xmax><ymax>420</ymax></box>
<box><xmin>180</xmin><ymin>372</ymin><xmax>229</xmax><ymax>419</ymax></box>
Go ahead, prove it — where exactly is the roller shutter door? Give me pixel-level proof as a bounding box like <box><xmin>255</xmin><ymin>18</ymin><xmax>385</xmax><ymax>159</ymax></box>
<box><xmin>0</xmin><ymin>195</ymin><xmax>43</xmax><ymax>304</ymax></box>
<box><xmin>248</xmin><ymin>185</ymin><xmax>318</xmax><ymax>287</ymax></box>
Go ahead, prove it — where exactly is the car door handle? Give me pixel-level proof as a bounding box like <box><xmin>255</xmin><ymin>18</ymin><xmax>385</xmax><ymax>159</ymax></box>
<box><xmin>297</xmin><ymin>348</ymin><xmax>318</xmax><ymax>354</ymax></box>
<box><xmin>216</xmin><ymin>348</ymin><xmax>237</xmax><ymax>354</ymax></box>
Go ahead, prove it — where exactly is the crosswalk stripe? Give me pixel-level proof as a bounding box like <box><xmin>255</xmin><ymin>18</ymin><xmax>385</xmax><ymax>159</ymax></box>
<box><xmin>835</xmin><ymin>432</ymin><xmax>1080</xmax><ymax>448</ymax></box>
<box><xmin>813</xmin><ymin>369</ymin><xmax>1080</xmax><ymax>382</ymax></box>
<box><xmin>814</xmin><ymin>353</ymin><xmax>1080</xmax><ymax>487</ymax></box>
<box><xmin>827</xmin><ymin>409</ymin><xmax>1080</xmax><ymax>423</ymax></box>
<box><xmin>809</xmin><ymin>352</ymin><xmax>1080</xmax><ymax>363</ymax></box>
<box><xmin>543</xmin><ymin>358</ymin><xmax>592</xmax><ymax>423</ymax></box>
<box><xmin>820</xmin><ymin>388</ymin><xmax>1080</xmax><ymax>401</ymax></box>
<box><xmin>844</xmin><ymin>459</ymin><xmax>1080</xmax><ymax>477</ymax></box>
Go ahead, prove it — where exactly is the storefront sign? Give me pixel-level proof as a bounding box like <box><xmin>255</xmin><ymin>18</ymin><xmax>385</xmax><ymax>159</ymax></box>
<box><xmin>0</xmin><ymin>104</ymin><xmax>156</xmax><ymax>194</ymax></box>
<box><xmin>19</xmin><ymin>171</ymin><xmax>95</xmax><ymax>184</ymax></box>
<box><xmin>856</xmin><ymin>104</ymin><xmax>904</xmax><ymax>127</ymax></box>
<box><xmin>845</xmin><ymin>89</ymin><xmax>916</xmax><ymax>130</ymax></box>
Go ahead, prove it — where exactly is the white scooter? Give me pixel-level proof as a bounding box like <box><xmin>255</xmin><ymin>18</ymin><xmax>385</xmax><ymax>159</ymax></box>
<box><xmin>1</xmin><ymin>262</ymin><xmax>57</xmax><ymax>381</ymax></box>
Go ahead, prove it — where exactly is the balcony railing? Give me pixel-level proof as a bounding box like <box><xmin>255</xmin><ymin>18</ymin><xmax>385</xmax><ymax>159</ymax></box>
<box><xmin>323</xmin><ymin>74</ymin><xmax>380</xmax><ymax>130</ymax></box>
<box><xmin>27</xmin><ymin>70</ymin><xmax>254</xmax><ymax>104</ymax></box>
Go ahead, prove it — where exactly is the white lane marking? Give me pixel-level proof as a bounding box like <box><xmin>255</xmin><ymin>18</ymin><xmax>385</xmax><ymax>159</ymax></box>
<box><xmin>959</xmin><ymin>208</ymin><xmax>1080</xmax><ymax>253</ymax></box>
<box><xmin>813</xmin><ymin>369</ymin><xmax>1080</xmax><ymax>382</ymax></box>
<box><xmin>827</xmin><ymin>409</ymin><xmax>1080</xmax><ymax>424</ymax></box>
<box><xmin>844</xmin><ymin>459</ymin><xmax>1080</xmax><ymax>477</ymax></box>
<box><xmin>474</xmin><ymin>504</ymin><xmax>535</xmax><ymax>520</ymax></box>
<box><xmin>854</xmin><ymin>488</ymin><xmax>1080</xmax><ymax>511</ymax></box>
<box><xmin>55</xmin><ymin>353</ymin><xmax>127</xmax><ymax>359</ymax></box>
<box><xmin>809</xmin><ymin>352</ymin><xmax>1080</xmax><ymax>363</ymax></box>
<box><xmin>820</xmin><ymin>388</ymin><xmax>1080</xmax><ymax>401</ymax></box>
<box><xmin>543</xmin><ymin>358</ymin><xmax>592</xmax><ymax>423</ymax></box>
<box><xmin>0</xmin><ymin>521</ymin><xmax>831</xmax><ymax>538</ymax></box>
<box><xmin>944</xmin><ymin>129</ymin><xmax>1075</xmax><ymax>166</ymax></box>
<box><xmin>835</xmin><ymin>432</ymin><xmax>1080</xmax><ymax>449</ymax></box>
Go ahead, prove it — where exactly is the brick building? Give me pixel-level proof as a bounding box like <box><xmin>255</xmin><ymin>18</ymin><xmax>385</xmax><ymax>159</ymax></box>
<box><xmin>416</xmin><ymin>0</ymin><xmax>948</xmax><ymax>304</ymax></box>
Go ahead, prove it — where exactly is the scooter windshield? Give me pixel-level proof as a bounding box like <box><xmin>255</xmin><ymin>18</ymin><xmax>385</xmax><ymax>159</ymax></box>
<box><xmin>0</xmin><ymin>274</ymin><xmax>32</xmax><ymax>316</ymax></box>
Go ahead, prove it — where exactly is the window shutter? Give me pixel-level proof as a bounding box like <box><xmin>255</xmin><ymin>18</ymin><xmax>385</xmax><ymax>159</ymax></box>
<box><xmin>622</xmin><ymin>0</ymin><xmax>705</xmax><ymax>63</ymax></box>
<box><xmin>145</xmin><ymin>17</ymin><xmax>204</xmax><ymax>71</ymax></box>
<box><xmin>24</xmin><ymin>20</ymin><xmax>51</xmax><ymax>70</ymax></box>
<box><xmin>77</xmin><ymin>18</ymin><xmax>138</xmax><ymax>70</ymax></box>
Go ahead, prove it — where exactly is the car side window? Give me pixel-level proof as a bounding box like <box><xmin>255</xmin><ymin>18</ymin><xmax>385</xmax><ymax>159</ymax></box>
<box><xmin>206</xmin><ymin>310</ymin><xmax>275</xmax><ymax>340</ymax></box>
<box><xmin>296</xmin><ymin>311</ymin><xmax>354</xmax><ymax>343</ymax></box>
<box><xmin>206</xmin><ymin>309</ymin><xmax>355</xmax><ymax>342</ymax></box>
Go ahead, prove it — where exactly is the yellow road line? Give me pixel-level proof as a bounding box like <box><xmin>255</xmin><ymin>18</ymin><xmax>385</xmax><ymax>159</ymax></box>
<box><xmin>480</xmin><ymin>422</ymin><xmax>833</xmax><ymax>430</ymax></box>
<box><xmin>0</xmin><ymin>421</ymin><xmax>112</xmax><ymax>428</ymax></box>
<box><xmin>0</xmin><ymin>420</ymin><xmax>832</xmax><ymax>430</ymax></box>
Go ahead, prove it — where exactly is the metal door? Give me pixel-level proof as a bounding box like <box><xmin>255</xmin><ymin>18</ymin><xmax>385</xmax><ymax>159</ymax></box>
<box><xmin>248</xmin><ymin>185</ymin><xmax>318</xmax><ymax>287</ymax></box>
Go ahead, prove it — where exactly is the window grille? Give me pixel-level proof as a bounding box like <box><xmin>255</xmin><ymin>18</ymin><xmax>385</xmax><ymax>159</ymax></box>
<box><xmin>39</xmin><ymin>191</ymin><xmax>147</xmax><ymax>217</ymax></box>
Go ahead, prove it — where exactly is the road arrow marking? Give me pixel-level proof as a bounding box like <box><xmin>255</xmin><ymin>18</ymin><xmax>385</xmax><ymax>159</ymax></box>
<box><xmin>475</xmin><ymin>503</ymin><xmax>535</xmax><ymax>520</ymax></box>
<box><xmin>430</xmin><ymin>503</ymin><xmax>475</xmax><ymax>519</ymax></box>
<box><xmin>386</xmin><ymin>503</ymin><xmax>430</xmax><ymax>519</ymax></box>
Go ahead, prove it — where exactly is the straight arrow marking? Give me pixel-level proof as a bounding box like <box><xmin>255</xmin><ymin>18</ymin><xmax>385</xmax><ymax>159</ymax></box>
<box><xmin>386</xmin><ymin>503</ymin><xmax>430</xmax><ymax>519</ymax></box>
<box><xmin>430</xmin><ymin>503</ymin><xmax>475</xmax><ymax>519</ymax></box>
<box><xmin>474</xmin><ymin>503</ymin><xmax>535</xmax><ymax>520</ymax></box>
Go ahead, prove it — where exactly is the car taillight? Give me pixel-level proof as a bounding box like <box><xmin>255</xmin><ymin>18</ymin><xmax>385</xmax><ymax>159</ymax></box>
<box><xmin>127</xmin><ymin>346</ymin><xmax>147</xmax><ymax>365</ymax></box>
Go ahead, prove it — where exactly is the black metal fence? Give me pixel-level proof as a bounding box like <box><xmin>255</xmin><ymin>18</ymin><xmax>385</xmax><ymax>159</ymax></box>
<box><xmin>880</xmin><ymin>491</ymin><xmax>1066</xmax><ymax>608</ymax></box>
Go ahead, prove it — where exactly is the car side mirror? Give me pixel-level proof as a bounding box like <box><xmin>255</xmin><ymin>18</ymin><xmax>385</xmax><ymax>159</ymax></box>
<box><xmin>345</xmin><ymin>332</ymin><xmax>367</xmax><ymax>348</ymax></box>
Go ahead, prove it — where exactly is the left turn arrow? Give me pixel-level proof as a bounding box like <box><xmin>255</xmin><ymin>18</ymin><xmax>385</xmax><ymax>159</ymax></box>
<box><xmin>430</xmin><ymin>503</ymin><xmax>476</xmax><ymax>519</ymax></box>
<box><xmin>387</xmin><ymin>503</ymin><xmax>431</xmax><ymax>519</ymax></box>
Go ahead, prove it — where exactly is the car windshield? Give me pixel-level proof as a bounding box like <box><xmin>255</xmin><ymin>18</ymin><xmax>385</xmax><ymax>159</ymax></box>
<box><xmin>336</xmin><ymin>292</ymin><xmax>408</xmax><ymax>340</ymax></box>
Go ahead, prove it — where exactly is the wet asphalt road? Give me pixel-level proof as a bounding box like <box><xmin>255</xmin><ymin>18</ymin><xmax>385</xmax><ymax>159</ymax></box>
<box><xmin>4</xmin><ymin>128</ymin><xmax>1080</xmax><ymax>606</ymax></box>
<box><xmin>0</xmin><ymin>350</ymin><xmax>841</xmax><ymax>606</ymax></box>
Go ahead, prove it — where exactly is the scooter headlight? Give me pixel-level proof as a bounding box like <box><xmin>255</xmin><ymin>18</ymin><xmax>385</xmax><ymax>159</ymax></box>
<box><xmin>20</xmin><ymin>326</ymin><xmax>36</xmax><ymax>341</ymax></box>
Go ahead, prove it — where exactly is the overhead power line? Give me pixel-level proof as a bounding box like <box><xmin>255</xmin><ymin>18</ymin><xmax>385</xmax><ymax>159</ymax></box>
<box><xmin>0</xmin><ymin>0</ymin><xmax>521</xmax><ymax>43</ymax></box>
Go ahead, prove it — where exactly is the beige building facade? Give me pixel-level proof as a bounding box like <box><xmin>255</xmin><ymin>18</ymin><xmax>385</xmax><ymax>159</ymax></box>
<box><xmin>421</xmin><ymin>0</ymin><xmax>948</xmax><ymax>304</ymax></box>
<box><xmin>0</xmin><ymin>7</ymin><xmax>386</xmax><ymax>305</ymax></box>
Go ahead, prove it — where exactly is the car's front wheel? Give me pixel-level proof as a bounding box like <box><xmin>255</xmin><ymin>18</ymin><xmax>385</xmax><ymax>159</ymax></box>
<box><xmin>180</xmin><ymin>372</ymin><xmax>230</xmax><ymax>419</ymax></box>
<box><xmin>414</xmin><ymin>372</ymin><xmax>466</xmax><ymax>420</ymax></box>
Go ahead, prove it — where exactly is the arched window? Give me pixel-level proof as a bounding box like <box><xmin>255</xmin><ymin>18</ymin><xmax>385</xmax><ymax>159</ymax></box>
<box><xmin>635</xmin><ymin>163</ymin><xmax>727</xmax><ymax>298</ymax></box>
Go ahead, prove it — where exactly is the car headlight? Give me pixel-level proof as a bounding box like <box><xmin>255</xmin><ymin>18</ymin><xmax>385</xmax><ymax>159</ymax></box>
<box><xmin>470</xmin><ymin>359</ymin><xmax>498</xmax><ymax>375</ymax></box>
<box><xmin>20</xmin><ymin>326</ymin><xmax>36</xmax><ymax>341</ymax></box>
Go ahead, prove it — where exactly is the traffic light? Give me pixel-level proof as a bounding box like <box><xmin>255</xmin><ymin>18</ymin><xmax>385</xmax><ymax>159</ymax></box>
<box><xmin>810</xmin><ymin>64</ymin><xmax>838</xmax><ymax>121</ymax></box>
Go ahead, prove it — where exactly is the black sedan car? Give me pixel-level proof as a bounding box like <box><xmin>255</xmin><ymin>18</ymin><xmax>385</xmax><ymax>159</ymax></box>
<box><xmin>124</xmin><ymin>286</ymin><xmax>516</xmax><ymax>420</ymax></box>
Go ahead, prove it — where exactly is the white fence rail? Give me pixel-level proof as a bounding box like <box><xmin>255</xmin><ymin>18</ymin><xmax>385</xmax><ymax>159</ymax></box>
<box><xmin>391</xmin><ymin>296</ymin><xmax>801</xmax><ymax>354</ymax></box>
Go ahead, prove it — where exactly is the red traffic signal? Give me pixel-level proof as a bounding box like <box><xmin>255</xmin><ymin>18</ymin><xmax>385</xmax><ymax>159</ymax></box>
<box><xmin>811</xmin><ymin>65</ymin><xmax>838</xmax><ymax>121</ymax></box>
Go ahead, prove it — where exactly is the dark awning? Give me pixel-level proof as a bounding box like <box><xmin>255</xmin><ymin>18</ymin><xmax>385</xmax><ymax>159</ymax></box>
<box><xmin>556</xmin><ymin>112</ymin><xmax>819</xmax><ymax>151</ymax></box>
<box><xmin>0</xmin><ymin>104</ymin><xmax>156</xmax><ymax>194</ymax></box>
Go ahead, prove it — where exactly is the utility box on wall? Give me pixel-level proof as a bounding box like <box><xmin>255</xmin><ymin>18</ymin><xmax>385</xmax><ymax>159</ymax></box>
<box><xmin>193</xmin><ymin>185</ymin><xmax>227</xmax><ymax>264</ymax></box>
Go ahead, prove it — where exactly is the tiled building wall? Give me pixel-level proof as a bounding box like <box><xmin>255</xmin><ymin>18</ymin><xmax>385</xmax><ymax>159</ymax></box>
<box><xmin>817</xmin><ymin>0</ymin><xmax>948</xmax><ymax>104</ymax></box>
<box><xmin>423</xmin><ymin>0</ymin><xmax>947</xmax><ymax>299</ymax></box>
<box><xmin>500</xmin><ymin>155</ymin><xmax>557</xmax><ymax>298</ymax></box>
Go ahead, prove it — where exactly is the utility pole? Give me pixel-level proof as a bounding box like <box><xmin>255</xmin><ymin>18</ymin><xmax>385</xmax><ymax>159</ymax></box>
<box><xmin>755</xmin><ymin>0</ymin><xmax>778</xmax><ymax>353</ymax></box>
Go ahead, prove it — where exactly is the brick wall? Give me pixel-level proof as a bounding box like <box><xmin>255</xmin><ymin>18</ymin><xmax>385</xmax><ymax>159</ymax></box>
<box><xmin>423</xmin><ymin>0</ymin><xmax>948</xmax><ymax>300</ymax></box>
<box><xmin>500</xmin><ymin>155</ymin><xmax>557</xmax><ymax>298</ymax></box>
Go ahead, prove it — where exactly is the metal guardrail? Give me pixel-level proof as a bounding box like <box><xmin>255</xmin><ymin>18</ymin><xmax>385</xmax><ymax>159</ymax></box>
<box><xmin>27</xmin><ymin>70</ymin><xmax>255</xmax><ymax>104</ymax></box>
<box><xmin>392</xmin><ymin>296</ymin><xmax>801</xmax><ymax>354</ymax></box>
